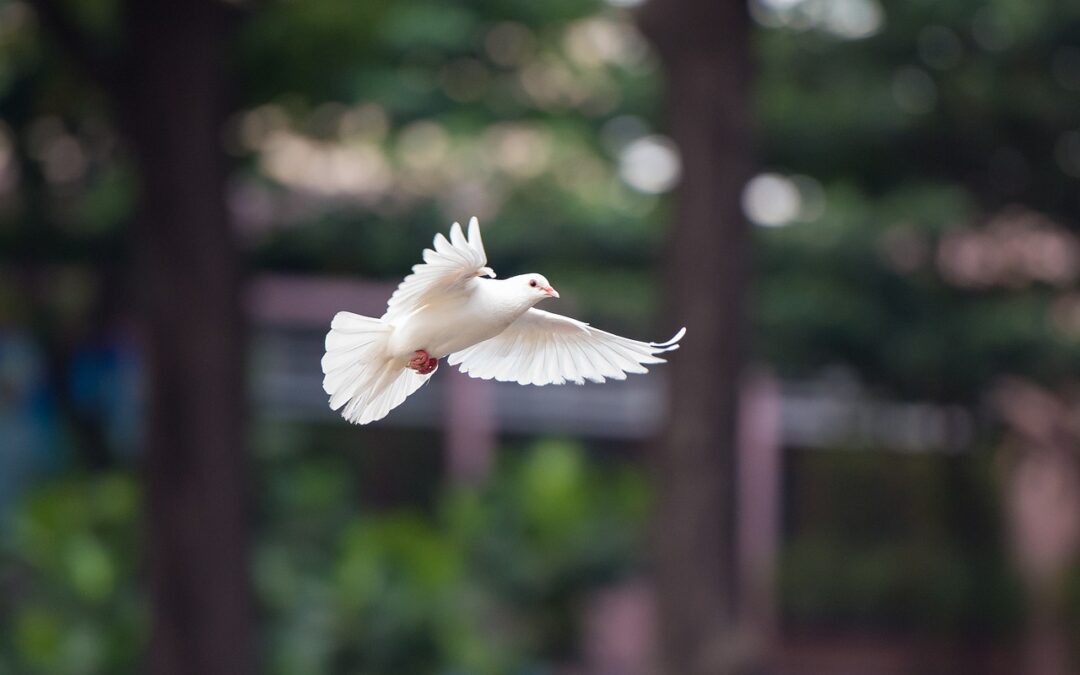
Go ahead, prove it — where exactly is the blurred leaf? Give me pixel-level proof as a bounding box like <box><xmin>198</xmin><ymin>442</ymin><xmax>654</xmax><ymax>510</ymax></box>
<box><xmin>64</xmin><ymin>535</ymin><xmax>114</xmax><ymax>602</ymax></box>
<box><xmin>13</xmin><ymin>607</ymin><xmax>62</xmax><ymax>671</ymax></box>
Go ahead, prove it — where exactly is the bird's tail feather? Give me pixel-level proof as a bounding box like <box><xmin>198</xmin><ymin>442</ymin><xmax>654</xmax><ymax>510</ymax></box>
<box><xmin>321</xmin><ymin>312</ymin><xmax>431</xmax><ymax>425</ymax></box>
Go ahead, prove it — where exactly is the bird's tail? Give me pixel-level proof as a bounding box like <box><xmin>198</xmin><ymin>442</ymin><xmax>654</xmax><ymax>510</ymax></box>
<box><xmin>321</xmin><ymin>312</ymin><xmax>432</xmax><ymax>425</ymax></box>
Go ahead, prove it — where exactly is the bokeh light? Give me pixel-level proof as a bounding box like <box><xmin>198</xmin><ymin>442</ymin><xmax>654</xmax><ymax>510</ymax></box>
<box><xmin>617</xmin><ymin>135</ymin><xmax>681</xmax><ymax>194</ymax></box>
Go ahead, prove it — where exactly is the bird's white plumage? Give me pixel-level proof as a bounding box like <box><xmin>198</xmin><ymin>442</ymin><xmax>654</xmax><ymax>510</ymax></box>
<box><xmin>321</xmin><ymin>217</ymin><xmax>685</xmax><ymax>425</ymax></box>
<box><xmin>321</xmin><ymin>311</ymin><xmax>432</xmax><ymax>425</ymax></box>
<box><xmin>382</xmin><ymin>217</ymin><xmax>493</xmax><ymax>323</ymax></box>
<box><xmin>448</xmin><ymin>309</ymin><xmax>684</xmax><ymax>386</ymax></box>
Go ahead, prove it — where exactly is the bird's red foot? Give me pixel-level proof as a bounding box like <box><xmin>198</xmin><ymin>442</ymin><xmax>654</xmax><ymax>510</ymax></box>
<box><xmin>408</xmin><ymin>350</ymin><xmax>439</xmax><ymax>375</ymax></box>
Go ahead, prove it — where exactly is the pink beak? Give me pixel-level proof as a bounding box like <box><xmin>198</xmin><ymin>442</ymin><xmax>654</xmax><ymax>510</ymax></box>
<box><xmin>543</xmin><ymin>286</ymin><xmax>560</xmax><ymax>298</ymax></box>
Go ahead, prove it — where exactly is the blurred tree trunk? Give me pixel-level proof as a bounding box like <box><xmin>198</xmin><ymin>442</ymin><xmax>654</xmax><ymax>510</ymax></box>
<box><xmin>26</xmin><ymin>3</ymin><xmax>252</xmax><ymax>672</ymax></box>
<box><xmin>638</xmin><ymin>2</ymin><xmax>755</xmax><ymax>674</ymax></box>
<box><xmin>120</xmin><ymin>2</ymin><xmax>253</xmax><ymax>675</ymax></box>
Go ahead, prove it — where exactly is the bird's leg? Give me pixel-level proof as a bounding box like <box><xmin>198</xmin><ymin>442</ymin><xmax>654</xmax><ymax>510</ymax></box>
<box><xmin>408</xmin><ymin>350</ymin><xmax>439</xmax><ymax>375</ymax></box>
<box><xmin>417</xmin><ymin>357</ymin><xmax>438</xmax><ymax>375</ymax></box>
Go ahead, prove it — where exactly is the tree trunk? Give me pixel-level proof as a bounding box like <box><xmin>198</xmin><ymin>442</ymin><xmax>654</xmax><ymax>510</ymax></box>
<box><xmin>120</xmin><ymin>2</ymin><xmax>253</xmax><ymax>674</ymax></box>
<box><xmin>638</xmin><ymin>2</ymin><xmax>754</xmax><ymax>674</ymax></box>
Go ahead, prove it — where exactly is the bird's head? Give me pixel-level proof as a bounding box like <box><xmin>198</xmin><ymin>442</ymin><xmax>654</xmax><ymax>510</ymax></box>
<box><xmin>510</xmin><ymin>273</ymin><xmax>559</xmax><ymax>305</ymax></box>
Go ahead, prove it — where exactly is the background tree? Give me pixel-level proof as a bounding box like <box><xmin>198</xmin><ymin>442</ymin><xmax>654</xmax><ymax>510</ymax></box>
<box><xmin>638</xmin><ymin>1</ymin><xmax>754</xmax><ymax>674</ymax></box>
<box><xmin>25</xmin><ymin>0</ymin><xmax>252</xmax><ymax>673</ymax></box>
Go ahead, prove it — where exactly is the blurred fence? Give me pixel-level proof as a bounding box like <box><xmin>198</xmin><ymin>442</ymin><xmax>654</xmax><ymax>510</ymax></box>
<box><xmin>251</xmin><ymin>275</ymin><xmax>974</xmax><ymax>450</ymax></box>
<box><xmin>0</xmin><ymin>273</ymin><xmax>976</xmax><ymax>474</ymax></box>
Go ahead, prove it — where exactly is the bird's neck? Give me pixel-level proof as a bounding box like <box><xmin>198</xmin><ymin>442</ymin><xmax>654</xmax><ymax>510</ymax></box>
<box><xmin>477</xmin><ymin>278</ymin><xmax>536</xmax><ymax>321</ymax></box>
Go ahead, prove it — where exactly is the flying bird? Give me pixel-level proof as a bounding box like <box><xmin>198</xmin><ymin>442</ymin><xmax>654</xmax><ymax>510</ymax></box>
<box><xmin>321</xmin><ymin>218</ymin><xmax>686</xmax><ymax>424</ymax></box>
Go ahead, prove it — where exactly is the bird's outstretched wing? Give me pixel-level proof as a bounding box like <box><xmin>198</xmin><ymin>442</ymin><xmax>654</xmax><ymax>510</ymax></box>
<box><xmin>448</xmin><ymin>308</ymin><xmax>686</xmax><ymax>386</ymax></box>
<box><xmin>383</xmin><ymin>217</ymin><xmax>493</xmax><ymax>322</ymax></box>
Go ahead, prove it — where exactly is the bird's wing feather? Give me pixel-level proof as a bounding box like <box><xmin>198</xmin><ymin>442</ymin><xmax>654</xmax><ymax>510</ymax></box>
<box><xmin>383</xmin><ymin>217</ymin><xmax>493</xmax><ymax>322</ymax></box>
<box><xmin>448</xmin><ymin>308</ymin><xmax>686</xmax><ymax>386</ymax></box>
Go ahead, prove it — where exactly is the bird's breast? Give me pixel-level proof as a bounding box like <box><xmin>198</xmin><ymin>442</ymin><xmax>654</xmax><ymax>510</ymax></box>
<box><xmin>388</xmin><ymin>298</ymin><xmax>518</xmax><ymax>360</ymax></box>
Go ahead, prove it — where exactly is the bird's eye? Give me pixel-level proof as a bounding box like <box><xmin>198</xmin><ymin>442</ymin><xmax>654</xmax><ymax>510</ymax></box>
<box><xmin>529</xmin><ymin>279</ymin><xmax>537</xmax><ymax>287</ymax></box>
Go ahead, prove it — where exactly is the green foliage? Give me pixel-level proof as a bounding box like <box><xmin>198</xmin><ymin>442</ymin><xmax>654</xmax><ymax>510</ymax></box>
<box><xmin>780</xmin><ymin>449</ymin><xmax>1024</xmax><ymax>634</ymax></box>
<box><xmin>752</xmin><ymin>0</ymin><xmax>1080</xmax><ymax>398</ymax></box>
<box><xmin>254</xmin><ymin>438</ymin><xmax>647</xmax><ymax>675</ymax></box>
<box><xmin>0</xmin><ymin>473</ymin><xmax>143</xmax><ymax>675</ymax></box>
<box><xmin>1</xmin><ymin>441</ymin><xmax>647</xmax><ymax>675</ymax></box>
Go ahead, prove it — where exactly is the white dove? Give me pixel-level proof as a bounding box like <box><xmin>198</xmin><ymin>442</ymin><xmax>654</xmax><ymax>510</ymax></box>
<box><xmin>321</xmin><ymin>217</ymin><xmax>686</xmax><ymax>425</ymax></box>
